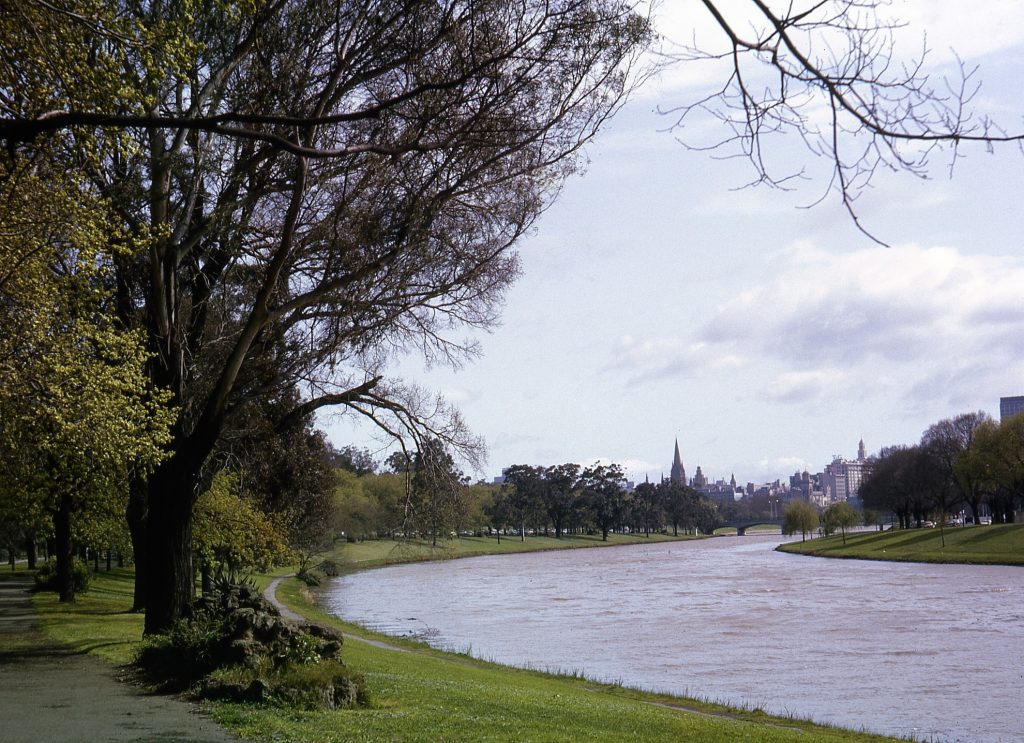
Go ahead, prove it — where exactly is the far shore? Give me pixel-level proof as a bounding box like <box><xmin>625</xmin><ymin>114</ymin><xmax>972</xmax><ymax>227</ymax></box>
<box><xmin>777</xmin><ymin>522</ymin><xmax>1024</xmax><ymax>566</ymax></box>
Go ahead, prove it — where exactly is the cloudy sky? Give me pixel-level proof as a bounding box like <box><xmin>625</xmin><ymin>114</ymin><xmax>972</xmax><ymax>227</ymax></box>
<box><xmin>326</xmin><ymin>1</ymin><xmax>1024</xmax><ymax>485</ymax></box>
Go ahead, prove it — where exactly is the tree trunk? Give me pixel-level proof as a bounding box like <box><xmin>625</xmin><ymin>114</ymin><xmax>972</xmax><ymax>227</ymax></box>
<box><xmin>24</xmin><ymin>535</ymin><xmax>36</xmax><ymax>570</ymax></box>
<box><xmin>126</xmin><ymin>476</ymin><xmax>148</xmax><ymax>611</ymax></box>
<box><xmin>200</xmin><ymin>562</ymin><xmax>212</xmax><ymax>596</ymax></box>
<box><xmin>143</xmin><ymin>458</ymin><xmax>200</xmax><ymax>635</ymax></box>
<box><xmin>54</xmin><ymin>491</ymin><xmax>74</xmax><ymax>603</ymax></box>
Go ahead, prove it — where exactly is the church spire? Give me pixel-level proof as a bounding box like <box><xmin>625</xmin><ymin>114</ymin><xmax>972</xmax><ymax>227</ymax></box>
<box><xmin>670</xmin><ymin>438</ymin><xmax>685</xmax><ymax>484</ymax></box>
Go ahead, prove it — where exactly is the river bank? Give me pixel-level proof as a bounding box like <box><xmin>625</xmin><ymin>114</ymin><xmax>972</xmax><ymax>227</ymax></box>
<box><xmin>249</xmin><ymin>539</ymin><xmax>902</xmax><ymax>743</ymax></box>
<box><xmin>777</xmin><ymin>522</ymin><xmax>1024</xmax><ymax>565</ymax></box>
<box><xmin>320</xmin><ymin>534</ymin><xmax>1024</xmax><ymax>742</ymax></box>
<box><xmin>26</xmin><ymin>537</ymin><xmax>904</xmax><ymax>743</ymax></box>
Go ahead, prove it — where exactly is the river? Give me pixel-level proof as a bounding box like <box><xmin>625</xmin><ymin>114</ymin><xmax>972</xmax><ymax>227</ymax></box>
<box><xmin>321</xmin><ymin>535</ymin><xmax>1024</xmax><ymax>742</ymax></box>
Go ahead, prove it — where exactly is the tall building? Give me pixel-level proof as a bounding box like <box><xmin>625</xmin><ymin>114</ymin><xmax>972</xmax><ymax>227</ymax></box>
<box><xmin>822</xmin><ymin>440</ymin><xmax>869</xmax><ymax>503</ymax></box>
<box><xmin>1000</xmin><ymin>396</ymin><xmax>1024</xmax><ymax>422</ymax></box>
<box><xmin>670</xmin><ymin>439</ymin><xmax>686</xmax><ymax>484</ymax></box>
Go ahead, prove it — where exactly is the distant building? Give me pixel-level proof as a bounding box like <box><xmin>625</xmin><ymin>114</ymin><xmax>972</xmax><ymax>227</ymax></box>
<box><xmin>1000</xmin><ymin>396</ymin><xmax>1024</xmax><ymax>422</ymax></box>
<box><xmin>670</xmin><ymin>439</ymin><xmax>686</xmax><ymax>484</ymax></box>
<box><xmin>821</xmin><ymin>439</ymin><xmax>869</xmax><ymax>503</ymax></box>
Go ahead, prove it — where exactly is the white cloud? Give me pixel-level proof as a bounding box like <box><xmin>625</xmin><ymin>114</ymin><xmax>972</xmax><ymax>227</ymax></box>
<box><xmin>605</xmin><ymin>335</ymin><xmax>711</xmax><ymax>381</ymax></box>
<box><xmin>764</xmin><ymin>369</ymin><xmax>849</xmax><ymax>403</ymax></box>
<box><xmin>702</xmin><ymin>243</ymin><xmax>1024</xmax><ymax>367</ymax></box>
<box><xmin>441</xmin><ymin>387</ymin><xmax>480</xmax><ymax>405</ymax></box>
<box><xmin>748</xmin><ymin>456</ymin><xmax>814</xmax><ymax>482</ymax></box>
<box><xmin>610</xmin><ymin>242</ymin><xmax>1024</xmax><ymax>410</ymax></box>
<box><xmin>892</xmin><ymin>1</ymin><xmax>1024</xmax><ymax>62</ymax></box>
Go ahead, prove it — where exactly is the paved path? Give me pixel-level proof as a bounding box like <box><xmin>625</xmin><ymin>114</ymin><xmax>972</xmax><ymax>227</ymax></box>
<box><xmin>0</xmin><ymin>576</ymin><xmax>242</xmax><ymax>743</ymax></box>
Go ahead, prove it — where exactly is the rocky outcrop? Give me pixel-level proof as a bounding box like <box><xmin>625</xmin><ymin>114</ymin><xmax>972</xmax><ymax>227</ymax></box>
<box><xmin>139</xmin><ymin>582</ymin><xmax>364</xmax><ymax>710</ymax></box>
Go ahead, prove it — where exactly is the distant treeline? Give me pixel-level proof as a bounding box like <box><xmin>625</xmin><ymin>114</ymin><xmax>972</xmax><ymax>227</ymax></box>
<box><xmin>860</xmin><ymin>411</ymin><xmax>1024</xmax><ymax>529</ymax></box>
<box><xmin>331</xmin><ymin>453</ymin><xmax>719</xmax><ymax>542</ymax></box>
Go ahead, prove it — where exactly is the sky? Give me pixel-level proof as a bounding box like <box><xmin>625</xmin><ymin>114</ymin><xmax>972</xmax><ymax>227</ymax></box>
<box><xmin>324</xmin><ymin>1</ymin><xmax>1024</xmax><ymax>486</ymax></box>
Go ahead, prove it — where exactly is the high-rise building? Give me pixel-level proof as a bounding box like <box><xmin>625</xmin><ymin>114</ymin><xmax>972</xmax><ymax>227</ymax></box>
<box><xmin>1000</xmin><ymin>396</ymin><xmax>1024</xmax><ymax>422</ymax></box>
<box><xmin>822</xmin><ymin>441</ymin><xmax>870</xmax><ymax>503</ymax></box>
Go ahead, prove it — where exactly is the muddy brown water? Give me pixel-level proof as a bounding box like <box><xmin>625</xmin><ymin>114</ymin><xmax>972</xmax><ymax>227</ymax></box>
<box><xmin>323</xmin><ymin>535</ymin><xmax>1024</xmax><ymax>742</ymax></box>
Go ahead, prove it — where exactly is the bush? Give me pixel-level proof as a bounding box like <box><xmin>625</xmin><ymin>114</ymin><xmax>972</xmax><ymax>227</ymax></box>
<box><xmin>295</xmin><ymin>566</ymin><xmax>321</xmax><ymax>586</ymax></box>
<box><xmin>136</xmin><ymin>610</ymin><xmax>225</xmax><ymax>688</ymax></box>
<box><xmin>135</xmin><ymin>582</ymin><xmax>366</xmax><ymax>709</ymax></box>
<box><xmin>33</xmin><ymin>559</ymin><xmax>91</xmax><ymax>594</ymax></box>
<box><xmin>317</xmin><ymin>559</ymin><xmax>341</xmax><ymax>577</ymax></box>
<box><xmin>203</xmin><ymin>659</ymin><xmax>369</xmax><ymax>710</ymax></box>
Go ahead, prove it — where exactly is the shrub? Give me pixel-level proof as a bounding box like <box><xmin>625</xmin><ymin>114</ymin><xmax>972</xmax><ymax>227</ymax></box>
<box><xmin>317</xmin><ymin>559</ymin><xmax>341</xmax><ymax>577</ymax></box>
<box><xmin>295</xmin><ymin>566</ymin><xmax>321</xmax><ymax>586</ymax></box>
<box><xmin>203</xmin><ymin>659</ymin><xmax>368</xmax><ymax>710</ymax></box>
<box><xmin>33</xmin><ymin>559</ymin><xmax>91</xmax><ymax>594</ymax></box>
<box><xmin>135</xmin><ymin>582</ymin><xmax>366</xmax><ymax>709</ymax></box>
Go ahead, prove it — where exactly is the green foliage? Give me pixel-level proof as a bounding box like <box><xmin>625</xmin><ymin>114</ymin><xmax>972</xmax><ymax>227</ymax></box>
<box><xmin>783</xmin><ymin>500</ymin><xmax>820</xmax><ymax>541</ymax></box>
<box><xmin>821</xmin><ymin>502</ymin><xmax>859</xmax><ymax>543</ymax></box>
<box><xmin>295</xmin><ymin>567</ymin><xmax>321</xmax><ymax>587</ymax></box>
<box><xmin>34</xmin><ymin>558</ymin><xmax>90</xmax><ymax>594</ymax></box>
<box><xmin>0</xmin><ymin>159</ymin><xmax>174</xmax><ymax>601</ymax></box>
<box><xmin>206</xmin><ymin>659</ymin><xmax>368</xmax><ymax>711</ymax></box>
<box><xmin>194</xmin><ymin>471</ymin><xmax>293</xmax><ymax>575</ymax></box>
<box><xmin>136</xmin><ymin>581</ymin><xmax>361</xmax><ymax>710</ymax></box>
<box><xmin>136</xmin><ymin>611</ymin><xmax>226</xmax><ymax>686</ymax></box>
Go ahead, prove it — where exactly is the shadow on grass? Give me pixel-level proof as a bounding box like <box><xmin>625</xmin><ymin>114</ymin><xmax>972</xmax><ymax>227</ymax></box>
<box><xmin>957</xmin><ymin>526</ymin><xmax>1013</xmax><ymax>548</ymax></box>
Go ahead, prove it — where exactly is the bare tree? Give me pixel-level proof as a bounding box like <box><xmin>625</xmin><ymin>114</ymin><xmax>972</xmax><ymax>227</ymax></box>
<box><xmin>661</xmin><ymin>1</ymin><xmax>1024</xmax><ymax>242</ymax></box>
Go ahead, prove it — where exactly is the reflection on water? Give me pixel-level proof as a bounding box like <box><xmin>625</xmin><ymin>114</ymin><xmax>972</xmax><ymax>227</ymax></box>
<box><xmin>322</xmin><ymin>535</ymin><xmax>1024</xmax><ymax>742</ymax></box>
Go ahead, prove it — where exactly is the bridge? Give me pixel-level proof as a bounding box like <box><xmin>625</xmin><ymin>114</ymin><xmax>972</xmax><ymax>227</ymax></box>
<box><xmin>715</xmin><ymin>518</ymin><xmax>785</xmax><ymax>536</ymax></box>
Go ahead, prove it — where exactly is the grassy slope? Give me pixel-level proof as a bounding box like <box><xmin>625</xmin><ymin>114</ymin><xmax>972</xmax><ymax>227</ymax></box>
<box><xmin>30</xmin><ymin>538</ymin><xmax>902</xmax><ymax>743</ymax></box>
<box><xmin>321</xmin><ymin>532</ymin><xmax>694</xmax><ymax>572</ymax></box>
<box><xmin>778</xmin><ymin>523</ymin><xmax>1024</xmax><ymax>565</ymax></box>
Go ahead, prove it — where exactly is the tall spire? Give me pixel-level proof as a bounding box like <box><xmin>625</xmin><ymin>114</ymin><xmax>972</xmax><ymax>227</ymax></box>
<box><xmin>670</xmin><ymin>438</ymin><xmax>685</xmax><ymax>484</ymax></box>
<box><xmin>858</xmin><ymin>438</ymin><xmax>867</xmax><ymax>462</ymax></box>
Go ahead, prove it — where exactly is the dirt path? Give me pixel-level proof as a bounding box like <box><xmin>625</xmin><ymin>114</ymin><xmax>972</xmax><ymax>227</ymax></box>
<box><xmin>0</xmin><ymin>576</ymin><xmax>242</xmax><ymax>743</ymax></box>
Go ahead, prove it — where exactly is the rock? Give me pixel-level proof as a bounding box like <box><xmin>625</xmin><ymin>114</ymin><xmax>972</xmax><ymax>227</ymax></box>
<box><xmin>244</xmin><ymin>678</ymin><xmax>271</xmax><ymax>703</ymax></box>
<box><xmin>332</xmin><ymin>677</ymin><xmax>361</xmax><ymax>709</ymax></box>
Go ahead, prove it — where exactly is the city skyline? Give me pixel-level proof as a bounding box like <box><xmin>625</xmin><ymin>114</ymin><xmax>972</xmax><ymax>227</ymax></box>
<box><xmin>325</xmin><ymin>2</ymin><xmax>1024</xmax><ymax>486</ymax></box>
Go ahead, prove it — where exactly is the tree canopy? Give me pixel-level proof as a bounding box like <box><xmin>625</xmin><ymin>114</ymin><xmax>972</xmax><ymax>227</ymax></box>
<box><xmin>4</xmin><ymin>0</ymin><xmax>1022</xmax><ymax>632</ymax></box>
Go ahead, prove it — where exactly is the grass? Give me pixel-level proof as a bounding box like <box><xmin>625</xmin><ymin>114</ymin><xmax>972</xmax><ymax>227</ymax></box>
<box><xmin>778</xmin><ymin>523</ymin><xmax>1024</xmax><ymax>565</ymax></box>
<box><xmin>208</xmin><ymin>576</ymin><xmax>900</xmax><ymax>743</ymax></box>
<box><xmin>26</xmin><ymin>539</ymin><xmax>905</xmax><ymax>743</ymax></box>
<box><xmin>32</xmin><ymin>567</ymin><xmax>143</xmax><ymax>663</ymax></box>
<box><xmin>321</xmin><ymin>531</ymin><xmax>696</xmax><ymax>573</ymax></box>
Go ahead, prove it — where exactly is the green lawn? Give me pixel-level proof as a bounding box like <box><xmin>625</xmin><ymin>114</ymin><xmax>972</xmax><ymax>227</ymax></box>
<box><xmin>321</xmin><ymin>531</ymin><xmax>696</xmax><ymax>572</ymax></box>
<box><xmin>778</xmin><ymin>523</ymin><xmax>1024</xmax><ymax>565</ymax></box>
<box><xmin>29</xmin><ymin>544</ymin><xmax>903</xmax><ymax>743</ymax></box>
